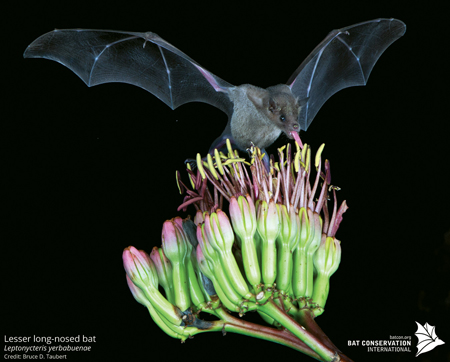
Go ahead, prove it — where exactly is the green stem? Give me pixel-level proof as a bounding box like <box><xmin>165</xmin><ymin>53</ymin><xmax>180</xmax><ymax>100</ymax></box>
<box><xmin>210</xmin><ymin>307</ymin><xmax>323</xmax><ymax>360</ymax></box>
<box><xmin>295</xmin><ymin>309</ymin><xmax>354</xmax><ymax>362</ymax></box>
<box><xmin>218</xmin><ymin>249</ymin><xmax>253</xmax><ymax>299</ymax></box>
<box><xmin>276</xmin><ymin>241</ymin><xmax>292</xmax><ymax>292</ymax></box>
<box><xmin>292</xmin><ymin>247</ymin><xmax>307</xmax><ymax>298</ymax></box>
<box><xmin>223</xmin><ymin>324</ymin><xmax>322</xmax><ymax>360</ymax></box>
<box><xmin>171</xmin><ymin>261</ymin><xmax>191</xmax><ymax>312</ymax></box>
<box><xmin>212</xmin><ymin>258</ymin><xmax>243</xmax><ymax>308</ymax></box>
<box><xmin>305</xmin><ymin>251</ymin><xmax>316</xmax><ymax>297</ymax></box>
<box><xmin>187</xmin><ymin>259</ymin><xmax>206</xmax><ymax>308</ymax></box>
<box><xmin>261</xmin><ymin>236</ymin><xmax>277</xmax><ymax>287</ymax></box>
<box><xmin>146</xmin><ymin>305</ymin><xmax>185</xmax><ymax>341</ymax></box>
<box><xmin>311</xmin><ymin>273</ymin><xmax>330</xmax><ymax>312</ymax></box>
<box><xmin>259</xmin><ymin>300</ymin><xmax>338</xmax><ymax>361</ymax></box>
<box><xmin>209</xmin><ymin>273</ymin><xmax>240</xmax><ymax>312</ymax></box>
<box><xmin>241</xmin><ymin>235</ymin><xmax>261</xmax><ymax>290</ymax></box>
<box><xmin>142</xmin><ymin>285</ymin><xmax>182</xmax><ymax>326</ymax></box>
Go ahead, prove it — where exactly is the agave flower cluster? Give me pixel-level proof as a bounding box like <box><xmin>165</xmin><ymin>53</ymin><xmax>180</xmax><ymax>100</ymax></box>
<box><xmin>123</xmin><ymin>139</ymin><xmax>350</xmax><ymax>362</ymax></box>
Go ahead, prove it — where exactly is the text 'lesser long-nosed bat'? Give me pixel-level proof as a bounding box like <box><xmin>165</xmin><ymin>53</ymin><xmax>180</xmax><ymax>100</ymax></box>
<box><xmin>23</xmin><ymin>18</ymin><xmax>406</xmax><ymax>156</ymax></box>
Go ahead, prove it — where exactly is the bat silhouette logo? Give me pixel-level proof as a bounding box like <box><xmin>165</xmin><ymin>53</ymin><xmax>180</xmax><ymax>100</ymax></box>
<box><xmin>23</xmin><ymin>19</ymin><xmax>405</xmax><ymax>156</ymax></box>
<box><xmin>415</xmin><ymin>321</ymin><xmax>445</xmax><ymax>357</ymax></box>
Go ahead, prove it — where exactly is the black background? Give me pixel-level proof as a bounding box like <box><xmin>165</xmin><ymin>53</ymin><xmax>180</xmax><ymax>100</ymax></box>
<box><xmin>4</xmin><ymin>1</ymin><xmax>449</xmax><ymax>362</ymax></box>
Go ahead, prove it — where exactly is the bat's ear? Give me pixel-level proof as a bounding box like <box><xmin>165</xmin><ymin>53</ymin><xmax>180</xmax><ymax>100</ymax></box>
<box><xmin>246</xmin><ymin>87</ymin><xmax>270</xmax><ymax>109</ymax></box>
<box><xmin>268</xmin><ymin>98</ymin><xmax>281</xmax><ymax>114</ymax></box>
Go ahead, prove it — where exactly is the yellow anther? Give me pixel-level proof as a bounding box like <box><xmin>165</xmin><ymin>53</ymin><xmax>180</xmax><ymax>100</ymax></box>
<box><xmin>186</xmin><ymin>162</ymin><xmax>195</xmax><ymax>189</ymax></box>
<box><xmin>207</xmin><ymin>153</ymin><xmax>218</xmax><ymax>180</ymax></box>
<box><xmin>176</xmin><ymin>171</ymin><xmax>182</xmax><ymax>194</ymax></box>
<box><xmin>214</xmin><ymin>148</ymin><xmax>224</xmax><ymax>175</ymax></box>
<box><xmin>226</xmin><ymin>139</ymin><xmax>234</xmax><ymax>159</ymax></box>
<box><xmin>222</xmin><ymin>157</ymin><xmax>247</xmax><ymax>167</ymax></box>
<box><xmin>196</xmin><ymin>153</ymin><xmax>206</xmax><ymax>180</ymax></box>
<box><xmin>294</xmin><ymin>147</ymin><xmax>300</xmax><ymax>172</ymax></box>
<box><xmin>315</xmin><ymin>143</ymin><xmax>325</xmax><ymax>169</ymax></box>
<box><xmin>294</xmin><ymin>137</ymin><xmax>300</xmax><ymax>154</ymax></box>
<box><xmin>301</xmin><ymin>143</ymin><xmax>308</xmax><ymax>163</ymax></box>
<box><xmin>305</xmin><ymin>146</ymin><xmax>310</xmax><ymax>172</ymax></box>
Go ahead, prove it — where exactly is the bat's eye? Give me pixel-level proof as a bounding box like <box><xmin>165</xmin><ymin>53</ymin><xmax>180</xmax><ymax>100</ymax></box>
<box><xmin>280</xmin><ymin>115</ymin><xmax>286</xmax><ymax>122</ymax></box>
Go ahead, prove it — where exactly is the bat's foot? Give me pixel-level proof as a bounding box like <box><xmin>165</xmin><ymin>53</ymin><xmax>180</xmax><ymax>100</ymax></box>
<box><xmin>184</xmin><ymin>158</ymin><xmax>198</xmax><ymax>170</ymax></box>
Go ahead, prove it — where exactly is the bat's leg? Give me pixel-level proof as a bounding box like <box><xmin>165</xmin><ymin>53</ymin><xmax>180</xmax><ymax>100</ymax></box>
<box><xmin>260</xmin><ymin>148</ymin><xmax>270</xmax><ymax>171</ymax></box>
<box><xmin>184</xmin><ymin>140</ymin><xmax>230</xmax><ymax>170</ymax></box>
<box><xmin>208</xmin><ymin>134</ymin><xmax>236</xmax><ymax>155</ymax></box>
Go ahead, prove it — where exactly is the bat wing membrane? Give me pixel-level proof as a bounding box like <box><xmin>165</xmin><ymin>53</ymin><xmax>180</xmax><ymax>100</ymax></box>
<box><xmin>24</xmin><ymin>29</ymin><xmax>234</xmax><ymax>117</ymax></box>
<box><xmin>288</xmin><ymin>18</ymin><xmax>406</xmax><ymax>130</ymax></box>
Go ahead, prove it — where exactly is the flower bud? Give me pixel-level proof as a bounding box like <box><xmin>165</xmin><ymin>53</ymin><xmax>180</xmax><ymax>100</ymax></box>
<box><xmin>229</xmin><ymin>195</ymin><xmax>257</xmax><ymax>241</ymax></box>
<box><xmin>206</xmin><ymin>210</ymin><xmax>235</xmax><ymax>253</ymax></box>
<box><xmin>196</xmin><ymin>219</ymin><xmax>217</xmax><ymax>264</ymax></box>
<box><xmin>123</xmin><ymin>246</ymin><xmax>158</xmax><ymax>290</ymax></box>
<box><xmin>161</xmin><ymin>219</ymin><xmax>191</xmax><ymax>311</ymax></box>
<box><xmin>196</xmin><ymin>245</ymin><xmax>214</xmax><ymax>281</ymax></box>
<box><xmin>257</xmin><ymin>199</ymin><xmax>280</xmax><ymax>286</ymax></box>
<box><xmin>194</xmin><ymin>210</ymin><xmax>204</xmax><ymax>225</ymax></box>
<box><xmin>230</xmin><ymin>195</ymin><xmax>261</xmax><ymax>288</ymax></box>
<box><xmin>313</xmin><ymin>235</ymin><xmax>341</xmax><ymax>277</ymax></box>
<box><xmin>125</xmin><ymin>274</ymin><xmax>150</xmax><ymax>307</ymax></box>
<box><xmin>257</xmin><ymin>199</ymin><xmax>280</xmax><ymax>243</ymax></box>
<box><xmin>161</xmin><ymin>219</ymin><xmax>188</xmax><ymax>264</ymax></box>
<box><xmin>277</xmin><ymin>204</ymin><xmax>298</xmax><ymax>250</ymax></box>
<box><xmin>150</xmin><ymin>247</ymin><xmax>174</xmax><ymax>303</ymax></box>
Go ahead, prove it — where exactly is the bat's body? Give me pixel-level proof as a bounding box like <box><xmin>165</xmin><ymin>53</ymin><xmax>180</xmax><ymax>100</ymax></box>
<box><xmin>23</xmin><ymin>19</ymin><xmax>406</xmax><ymax>155</ymax></box>
<box><xmin>218</xmin><ymin>84</ymin><xmax>300</xmax><ymax>151</ymax></box>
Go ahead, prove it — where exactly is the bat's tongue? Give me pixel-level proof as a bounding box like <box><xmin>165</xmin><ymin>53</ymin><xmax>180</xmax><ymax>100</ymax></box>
<box><xmin>290</xmin><ymin>131</ymin><xmax>303</xmax><ymax>149</ymax></box>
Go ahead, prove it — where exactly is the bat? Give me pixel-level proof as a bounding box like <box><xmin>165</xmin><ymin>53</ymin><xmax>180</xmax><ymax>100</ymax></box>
<box><xmin>23</xmin><ymin>18</ymin><xmax>406</xmax><ymax>157</ymax></box>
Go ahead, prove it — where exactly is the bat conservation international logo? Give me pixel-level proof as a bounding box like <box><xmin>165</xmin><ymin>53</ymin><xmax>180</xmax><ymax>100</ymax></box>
<box><xmin>415</xmin><ymin>321</ymin><xmax>445</xmax><ymax>357</ymax></box>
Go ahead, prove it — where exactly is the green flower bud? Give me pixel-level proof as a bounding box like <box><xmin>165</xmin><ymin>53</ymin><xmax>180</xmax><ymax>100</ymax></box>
<box><xmin>150</xmin><ymin>247</ymin><xmax>175</xmax><ymax>304</ymax></box>
<box><xmin>122</xmin><ymin>246</ymin><xmax>158</xmax><ymax>290</ymax></box>
<box><xmin>205</xmin><ymin>210</ymin><xmax>235</xmax><ymax>253</ymax></box>
<box><xmin>229</xmin><ymin>195</ymin><xmax>261</xmax><ymax>289</ymax></box>
<box><xmin>311</xmin><ymin>235</ymin><xmax>342</xmax><ymax>314</ymax></box>
<box><xmin>125</xmin><ymin>274</ymin><xmax>151</xmax><ymax>307</ymax></box>
<box><xmin>161</xmin><ymin>219</ymin><xmax>191</xmax><ymax>311</ymax></box>
<box><xmin>313</xmin><ymin>235</ymin><xmax>341</xmax><ymax>277</ymax></box>
<box><xmin>257</xmin><ymin>199</ymin><xmax>280</xmax><ymax>286</ymax></box>
<box><xmin>162</xmin><ymin>219</ymin><xmax>188</xmax><ymax>264</ymax></box>
<box><xmin>257</xmin><ymin>200</ymin><xmax>280</xmax><ymax>243</ymax></box>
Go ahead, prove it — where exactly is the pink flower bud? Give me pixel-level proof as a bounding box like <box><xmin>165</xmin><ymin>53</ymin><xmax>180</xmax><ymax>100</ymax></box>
<box><xmin>196</xmin><ymin>217</ymin><xmax>216</xmax><ymax>262</ymax></box>
<box><xmin>150</xmin><ymin>247</ymin><xmax>173</xmax><ymax>301</ymax></box>
<box><xmin>196</xmin><ymin>245</ymin><xmax>214</xmax><ymax>280</ymax></box>
<box><xmin>125</xmin><ymin>274</ymin><xmax>150</xmax><ymax>307</ymax></box>
<box><xmin>257</xmin><ymin>199</ymin><xmax>280</xmax><ymax>242</ymax></box>
<box><xmin>161</xmin><ymin>219</ymin><xmax>187</xmax><ymax>264</ymax></box>
<box><xmin>122</xmin><ymin>246</ymin><xmax>158</xmax><ymax>290</ymax></box>
<box><xmin>207</xmin><ymin>210</ymin><xmax>235</xmax><ymax>252</ymax></box>
<box><xmin>229</xmin><ymin>195</ymin><xmax>257</xmax><ymax>240</ymax></box>
<box><xmin>194</xmin><ymin>210</ymin><xmax>204</xmax><ymax>226</ymax></box>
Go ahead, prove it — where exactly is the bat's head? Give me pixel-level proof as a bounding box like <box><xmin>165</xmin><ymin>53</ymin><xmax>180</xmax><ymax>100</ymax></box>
<box><xmin>266</xmin><ymin>85</ymin><xmax>301</xmax><ymax>139</ymax></box>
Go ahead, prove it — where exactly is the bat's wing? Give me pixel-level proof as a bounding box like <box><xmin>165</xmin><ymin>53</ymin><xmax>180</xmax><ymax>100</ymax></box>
<box><xmin>24</xmin><ymin>29</ymin><xmax>234</xmax><ymax>117</ymax></box>
<box><xmin>287</xmin><ymin>18</ymin><xmax>406</xmax><ymax>130</ymax></box>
